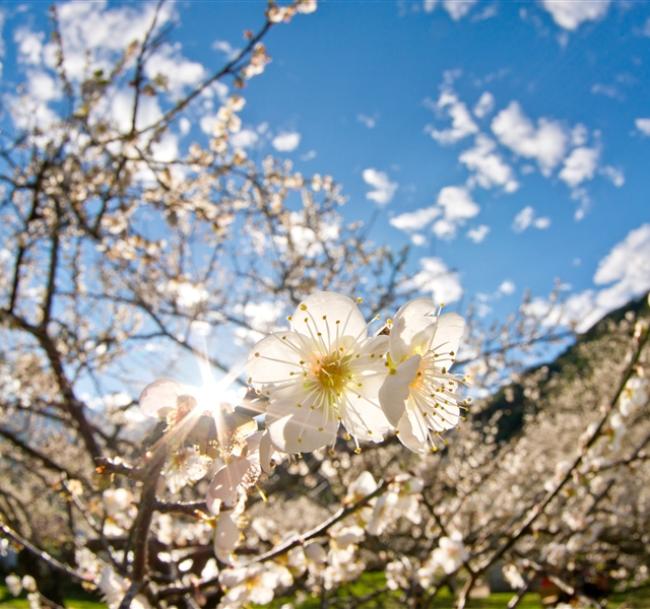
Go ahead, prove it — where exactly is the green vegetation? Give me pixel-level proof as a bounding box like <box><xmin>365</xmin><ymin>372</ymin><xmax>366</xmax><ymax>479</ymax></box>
<box><xmin>2</xmin><ymin>579</ymin><xmax>649</xmax><ymax>609</ymax></box>
<box><xmin>0</xmin><ymin>585</ymin><xmax>105</xmax><ymax>609</ymax></box>
<box><xmin>258</xmin><ymin>572</ymin><xmax>650</xmax><ymax>609</ymax></box>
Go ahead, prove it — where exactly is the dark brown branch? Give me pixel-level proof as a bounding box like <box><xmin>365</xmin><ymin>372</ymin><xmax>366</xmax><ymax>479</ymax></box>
<box><xmin>0</xmin><ymin>520</ymin><xmax>92</xmax><ymax>585</ymax></box>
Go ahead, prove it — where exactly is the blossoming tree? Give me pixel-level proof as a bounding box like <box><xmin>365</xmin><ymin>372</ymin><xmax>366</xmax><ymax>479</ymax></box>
<box><xmin>1</xmin><ymin>2</ymin><xmax>648</xmax><ymax>609</ymax></box>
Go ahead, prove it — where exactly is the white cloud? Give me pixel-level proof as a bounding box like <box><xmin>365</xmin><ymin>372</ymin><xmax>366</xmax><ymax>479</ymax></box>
<box><xmin>432</xmin><ymin>186</ymin><xmax>480</xmax><ymax>240</ymax></box>
<box><xmin>635</xmin><ymin>118</ymin><xmax>650</xmax><ymax>137</ymax></box>
<box><xmin>144</xmin><ymin>43</ymin><xmax>206</xmax><ymax>98</ymax></box>
<box><xmin>559</xmin><ymin>146</ymin><xmax>599</xmax><ymax>188</ymax></box>
<box><xmin>402</xmin><ymin>257</ymin><xmax>463</xmax><ymax>304</ymax></box>
<box><xmin>437</xmin><ymin>185</ymin><xmax>479</xmax><ymax>220</ymax></box>
<box><xmin>432</xmin><ymin>218</ymin><xmax>457</xmax><ymax>240</ymax></box>
<box><xmin>512</xmin><ymin>206</ymin><xmax>550</xmax><ymax>232</ymax></box>
<box><xmin>427</xmin><ymin>90</ymin><xmax>478</xmax><ymax>145</ymax></box>
<box><xmin>600</xmin><ymin>165</ymin><xmax>625</xmax><ymax>188</ymax></box>
<box><xmin>362</xmin><ymin>168</ymin><xmax>398</xmax><ymax>206</ymax></box>
<box><xmin>467</xmin><ymin>224</ymin><xmax>490</xmax><ymax>243</ymax></box>
<box><xmin>491</xmin><ymin>101</ymin><xmax>567</xmax><ymax>174</ymax></box>
<box><xmin>540</xmin><ymin>0</ymin><xmax>610</xmax><ymax>31</ymax></box>
<box><xmin>300</xmin><ymin>150</ymin><xmax>317</xmax><ymax>161</ymax></box>
<box><xmin>530</xmin><ymin>224</ymin><xmax>650</xmax><ymax>332</ymax></box>
<box><xmin>14</xmin><ymin>27</ymin><xmax>44</xmax><ymax>65</ymax></box>
<box><xmin>422</xmin><ymin>0</ymin><xmax>476</xmax><ymax>19</ymax></box>
<box><xmin>26</xmin><ymin>70</ymin><xmax>60</xmax><ymax>102</ymax></box>
<box><xmin>499</xmin><ymin>280</ymin><xmax>516</xmax><ymax>295</ymax></box>
<box><xmin>390</xmin><ymin>206</ymin><xmax>440</xmax><ymax>232</ymax></box>
<box><xmin>53</xmin><ymin>0</ymin><xmax>175</xmax><ymax>81</ymax></box>
<box><xmin>473</xmin><ymin>91</ymin><xmax>495</xmax><ymax>118</ymax></box>
<box><xmin>272</xmin><ymin>131</ymin><xmax>301</xmax><ymax>152</ymax></box>
<box><xmin>459</xmin><ymin>134</ymin><xmax>519</xmax><ymax>192</ymax></box>
<box><xmin>591</xmin><ymin>83</ymin><xmax>623</xmax><ymax>101</ymax></box>
<box><xmin>411</xmin><ymin>233</ymin><xmax>427</xmax><ymax>246</ymax></box>
<box><xmin>212</xmin><ymin>39</ymin><xmax>240</xmax><ymax>60</ymax></box>
<box><xmin>233</xmin><ymin>299</ymin><xmax>285</xmax><ymax>345</ymax></box>
<box><xmin>443</xmin><ymin>0</ymin><xmax>477</xmax><ymax>20</ymax></box>
<box><xmin>472</xmin><ymin>4</ymin><xmax>498</xmax><ymax>22</ymax></box>
<box><xmin>109</xmin><ymin>88</ymin><xmax>163</xmax><ymax>133</ymax></box>
<box><xmin>357</xmin><ymin>113</ymin><xmax>377</xmax><ymax>129</ymax></box>
<box><xmin>594</xmin><ymin>223</ymin><xmax>650</xmax><ymax>289</ymax></box>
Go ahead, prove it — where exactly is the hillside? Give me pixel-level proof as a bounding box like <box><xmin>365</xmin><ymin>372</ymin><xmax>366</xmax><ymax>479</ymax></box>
<box><xmin>476</xmin><ymin>293</ymin><xmax>650</xmax><ymax>441</ymax></box>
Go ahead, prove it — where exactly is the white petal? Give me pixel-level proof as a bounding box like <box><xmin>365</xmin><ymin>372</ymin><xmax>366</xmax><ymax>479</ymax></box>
<box><xmin>349</xmin><ymin>335</ymin><xmax>389</xmax><ymax>378</ymax></box>
<box><xmin>139</xmin><ymin>378</ymin><xmax>187</xmax><ymax>418</ymax></box>
<box><xmin>348</xmin><ymin>471</ymin><xmax>378</xmax><ymax>496</ymax></box>
<box><xmin>207</xmin><ymin>457</ymin><xmax>250</xmax><ymax>512</ymax></box>
<box><xmin>290</xmin><ymin>291</ymin><xmax>367</xmax><ymax>348</ymax></box>
<box><xmin>259</xmin><ymin>430</ymin><xmax>274</xmax><ymax>473</ymax></box>
<box><xmin>360</xmin><ymin>334</ymin><xmax>389</xmax><ymax>358</ymax></box>
<box><xmin>268</xmin><ymin>408</ymin><xmax>338</xmax><ymax>454</ymax></box>
<box><xmin>246</xmin><ymin>332</ymin><xmax>305</xmax><ymax>388</ymax></box>
<box><xmin>379</xmin><ymin>355</ymin><xmax>421</xmax><ymax>426</ymax></box>
<box><xmin>427</xmin><ymin>398</ymin><xmax>461</xmax><ymax>432</ymax></box>
<box><xmin>265</xmin><ymin>380</ymin><xmax>318</xmax><ymax>419</ymax></box>
<box><xmin>214</xmin><ymin>511</ymin><xmax>240</xmax><ymax>562</ymax></box>
<box><xmin>390</xmin><ymin>298</ymin><xmax>438</xmax><ymax>362</ymax></box>
<box><xmin>341</xmin><ymin>387</ymin><xmax>392</xmax><ymax>442</ymax></box>
<box><xmin>396</xmin><ymin>407</ymin><xmax>429</xmax><ymax>455</ymax></box>
<box><xmin>431</xmin><ymin>313</ymin><xmax>465</xmax><ymax>370</ymax></box>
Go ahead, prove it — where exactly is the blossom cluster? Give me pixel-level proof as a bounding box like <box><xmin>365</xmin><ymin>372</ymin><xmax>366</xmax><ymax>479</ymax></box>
<box><xmin>246</xmin><ymin>290</ymin><xmax>468</xmax><ymax>455</ymax></box>
<box><xmin>119</xmin><ymin>291</ymin><xmax>467</xmax><ymax>606</ymax></box>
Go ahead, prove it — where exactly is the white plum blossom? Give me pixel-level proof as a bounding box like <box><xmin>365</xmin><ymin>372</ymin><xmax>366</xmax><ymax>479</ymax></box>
<box><xmin>102</xmin><ymin>488</ymin><xmax>136</xmax><ymax>536</ymax></box>
<box><xmin>367</xmin><ymin>475</ymin><xmax>423</xmax><ymax>535</ymax></box>
<box><xmin>430</xmin><ymin>531</ymin><xmax>468</xmax><ymax>574</ymax></box>
<box><xmin>503</xmin><ymin>564</ymin><xmax>526</xmax><ymax>590</ymax></box>
<box><xmin>138</xmin><ymin>378</ymin><xmax>196</xmax><ymax>420</ymax></box>
<box><xmin>619</xmin><ymin>376</ymin><xmax>648</xmax><ymax>417</ymax></box>
<box><xmin>21</xmin><ymin>576</ymin><xmax>37</xmax><ymax>593</ymax></box>
<box><xmin>386</xmin><ymin>558</ymin><xmax>415</xmax><ymax>590</ymax></box>
<box><xmin>5</xmin><ymin>574</ymin><xmax>22</xmax><ymax>596</ymax></box>
<box><xmin>246</xmin><ymin>291</ymin><xmax>392</xmax><ymax>453</ymax></box>
<box><xmin>162</xmin><ymin>446</ymin><xmax>212</xmax><ymax>493</ymax></box>
<box><xmin>379</xmin><ymin>299</ymin><xmax>466</xmax><ymax>453</ymax></box>
<box><xmin>99</xmin><ymin>566</ymin><xmax>150</xmax><ymax>609</ymax></box>
<box><xmin>219</xmin><ymin>562</ymin><xmax>292</xmax><ymax>606</ymax></box>
<box><xmin>207</xmin><ymin>430</ymin><xmax>276</xmax><ymax>514</ymax></box>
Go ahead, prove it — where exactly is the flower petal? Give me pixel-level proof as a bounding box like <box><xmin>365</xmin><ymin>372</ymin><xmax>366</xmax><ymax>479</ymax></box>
<box><xmin>214</xmin><ymin>510</ymin><xmax>240</xmax><ymax>562</ymax></box>
<box><xmin>259</xmin><ymin>430</ymin><xmax>275</xmax><ymax>473</ymax></box>
<box><xmin>207</xmin><ymin>457</ymin><xmax>251</xmax><ymax>512</ymax></box>
<box><xmin>390</xmin><ymin>298</ymin><xmax>438</xmax><ymax>362</ymax></box>
<box><xmin>396</xmin><ymin>406</ymin><xmax>429</xmax><ymax>455</ymax></box>
<box><xmin>427</xmin><ymin>399</ymin><xmax>461</xmax><ymax>432</ymax></box>
<box><xmin>139</xmin><ymin>378</ymin><xmax>187</xmax><ymax>418</ymax></box>
<box><xmin>268</xmin><ymin>407</ymin><xmax>338</xmax><ymax>454</ymax></box>
<box><xmin>379</xmin><ymin>355</ymin><xmax>421</xmax><ymax>426</ymax></box>
<box><xmin>290</xmin><ymin>291</ymin><xmax>367</xmax><ymax>348</ymax></box>
<box><xmin>246</xmin><ymin>332</ymin><xmax>305</xmax><ymax>388</ymax></box>
<box><xmin>341</xmin><ymin>387</ymin><xmax>392</xmax><ymax>442</ymax></box>
<box><xmin>431</xmin><ymin>313</ymin><xmax>465</xmax><ymax>370</ymax></box>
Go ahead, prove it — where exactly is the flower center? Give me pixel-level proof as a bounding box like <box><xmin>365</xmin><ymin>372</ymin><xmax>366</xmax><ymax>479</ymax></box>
<box><xmin>409</xmin><ymin>360</ymin><xmax>428</xmax><ymax>392</ymax></box>
<box><xmin>312</xmin><ymin>351</ymin><xmax>350</xmax><ymax>398</ymax></box>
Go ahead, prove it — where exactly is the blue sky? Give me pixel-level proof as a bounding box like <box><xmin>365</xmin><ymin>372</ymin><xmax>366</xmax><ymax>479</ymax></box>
<box><xmin>2</xmin><ymin>0</ymin><xmax>649</xmax><ymax>332</ymax></box>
